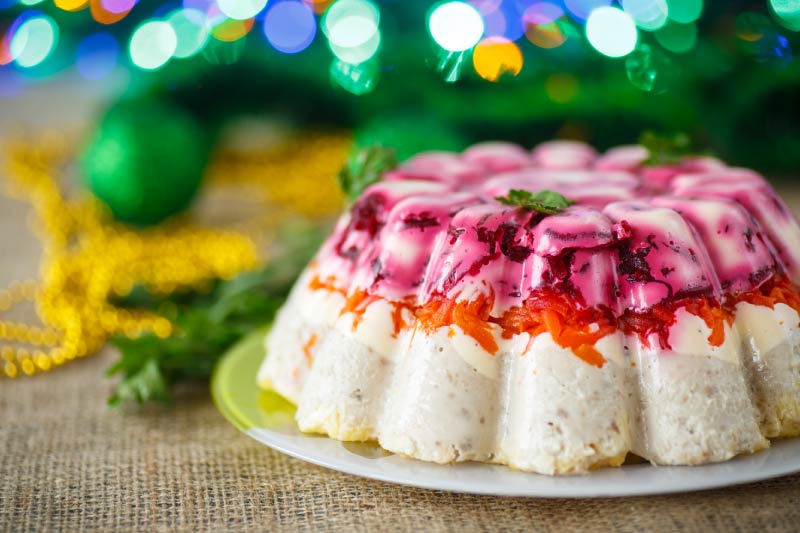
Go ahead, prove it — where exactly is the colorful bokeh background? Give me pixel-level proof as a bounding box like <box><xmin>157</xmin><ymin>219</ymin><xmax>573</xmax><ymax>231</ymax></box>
<box><xmin>1</xmin><ymin>0</ymin><xmax>799</xmax><ymax>172</ymax></box>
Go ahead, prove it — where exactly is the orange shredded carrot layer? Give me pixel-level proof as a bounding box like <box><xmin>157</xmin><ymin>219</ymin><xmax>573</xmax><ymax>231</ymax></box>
<box><xmin>494</xmin><ymin>290</ymin><xmax>614</xmax><ymax>368</ymax></box>
<box><xmin>684</xmin><ymin>297</ymin><xmax>728</xmax><ymax>347</ymax></box>
<box><xmin>309</xmin><ymin>274</ymin><xmax>344</xmax><ymax>294</ymax></box>
<box><xmin>417</xmin><ymin>293</ymin><xmax>499</xmax><ymax>354</ymax></box>
<box><xmin>731</xmin><ymin>273</ymin><xmax>800</xmax><ymax>317</ymax></box>
<box><xmin>340</xmin><ymin>289</ymin><xmax>381</xmax><ymax>330</ymax></box>
<box><xmin>305</xmin><ymin>272</ymin><xmax>800</xmax><ymax>368</ymax></box>
<box><xmin>302</xmin><ymin>333</ymin><xmax>317</xmax><ymax>367</ymax></box>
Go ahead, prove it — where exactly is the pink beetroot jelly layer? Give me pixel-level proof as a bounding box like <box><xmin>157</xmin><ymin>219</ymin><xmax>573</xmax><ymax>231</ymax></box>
<box><xmin>305</xmin><ymin>142</ymin><xmax>800</xmax><ymax>367</ymax></box>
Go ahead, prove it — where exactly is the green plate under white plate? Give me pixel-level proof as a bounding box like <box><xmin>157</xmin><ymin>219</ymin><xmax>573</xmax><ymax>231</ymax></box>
<box><xmin>212</xmin><ymin>329</ymin><xmax>800</xmax><ymax>497</ymax></box>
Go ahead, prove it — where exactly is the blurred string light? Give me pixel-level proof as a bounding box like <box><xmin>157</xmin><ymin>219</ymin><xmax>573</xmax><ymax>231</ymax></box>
<box><xmin>306</xmin><ymin>0</ymin><xmax>332</xmax><ymax>15</ymax></box>
<box><xmin>523</xmin><ymin>3</ymin><xmax>567</xmax><ymax>49</ymax></box>
<box><xmin>474</xmin><ymin>0</ymin><xmax>524</xmax><ymax>41</ymax></box>
<box><xmin>585</xmin><ymin>6</ymin><xmax>637</xmax><ymax>57</ymax></box>
<box><xmin>428</xmin><ymin>1</ymin><xmax>484</xmax><ymax>52</ymax></box>
<box><xmin>736</xmin><ymin>12</ymin><xmax>793</xmax><ymax>65</ymax></box>
<box><xmin>91</xmin><ymin>0</ymin><xmax>135</xmax><ymax>25</ymax></box>
<box><xmin>129</xmin><ymin>20</ymin><xmax>176</xmax><ymax>70</ymax></box>
<box><xmin>10</xmin><ymin>13</ymin><xmax>59</xmax><ymax>68</ymax></box>
<box><xmin>167</xmin><ymin>8</ymin><xmax>210</xmax><ymax>58</ymax></box>
<box><xmin>0</xmin><ymin>19</ymin><xmax>19</xmax><ymax>66</ymax></box>
<box><xmin>770</xmin><ymin>0</ymin><xmax>800</xmax><ymax>31</ymax></box>
<box><xmin>621</xmin><ymin>0</ymin><xmax>668</xmax><ymax>31</ymax></box>
<box><xmin>323</xmin><ymin>0</ymin><xmax>382</xmax><ymax>94</ymax></box>
<box><xmin>736</xmin><ymin>12</ymin><xmax>771</xmax><ymax>42</ymax></box>
<box><xmin>666</xmin><ymin>0</ymin><xmax>702</xmax><ymax>24</ymax></box>
<box><xmin>625</xmin><ymin>43</ymin><xmax>672</xmax><ymax>93</ymax></box>
<box><xmin>203</xmin><ymin>32</ymin><xmax>246</xmax><ymax>63</ymax></box>
<box><xmin>427</xmin><ymin>1</ymin><xmax>484</xmax><ymax>82</ymax></box>
<box><xmin>54</xmin><ymin>0</ymin><xmax>89</xmax><ymax>12</ymax></box>
<box><xmin>0</xmin><ymin>0</ymin><xmax>792</xmax><ymax>92</ymax></box>
<box><xmin>217</xmin><ymin>0</ymin><xmax>266</xmax><ymax>21</ymax></box>
<box><xmin>76</xmin><ymin>32</ymin><xmax>119</xmax><ymax>79</ymax></box>
<box><xmin>655</xmin><ymin>21</ymin><xmax>697</xmax><ymax>53</ymax></box>
<box><xmin>472</xmin><ymin>36</ymin><xmax>522</xmax><ymax>81</ymax></box>
<box><xmin>564</xmin><ymin>0</ymin><xmax>611</xmax><ymax>21</ymax></box>
<box><xmin>330</xmin><ymin>57</ymin><xmax>379</xmax><ymax>94</ymax></box>
<box><xmin>208</xmin><ymin>4</ymin><xmax>254</xmax><ymax>42</ymax></box>
<box><xmin>263</xmin><ymin>1</ymin><xmax>317</xmax><ymax>54</ymax></box>
<box><xmin>323</xmin><ymin>0</ymin><xmax>381</xmax><ymax>64</ymax></box>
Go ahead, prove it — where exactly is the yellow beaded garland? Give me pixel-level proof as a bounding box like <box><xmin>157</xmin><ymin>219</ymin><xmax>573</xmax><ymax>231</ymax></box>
<box><xmin>0</xmin><ymin>130</ymin><xmax>349</xmax><ymax>378</ymax></box>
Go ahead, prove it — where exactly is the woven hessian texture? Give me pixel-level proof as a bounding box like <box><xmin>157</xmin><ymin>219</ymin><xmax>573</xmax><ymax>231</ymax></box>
<box><xmin>3</xmin><ymin>189</ymin><xmax>800</xmax><ymax>532</ymax></box>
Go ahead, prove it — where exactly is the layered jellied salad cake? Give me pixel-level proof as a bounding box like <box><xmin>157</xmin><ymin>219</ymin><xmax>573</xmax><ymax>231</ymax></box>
<box><xmin>257</xmin><ymin>140</ymin><xmax>800</xmax><ymax>475</ymax></box>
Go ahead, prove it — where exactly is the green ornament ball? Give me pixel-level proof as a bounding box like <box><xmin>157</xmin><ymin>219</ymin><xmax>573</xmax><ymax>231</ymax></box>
<box><xmin>81</xmin><ymin>99</ymin><xmax>210</xmax><ymax>226</ymax></box>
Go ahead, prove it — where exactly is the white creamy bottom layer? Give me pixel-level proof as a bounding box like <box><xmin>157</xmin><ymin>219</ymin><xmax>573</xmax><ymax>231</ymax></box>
<box><xmin>258</xmin><ymin>278</ymin><xmax>800</xmax><ymax>474</ymax></box>
<box><xmin>735</xmin><ymin>302</ymin><xmax>800</xmax><ymax>437</ymax></box>
<box><xmin>627</xmin><ymin>309</ymin><xmax>767</xmax><ymax>464</ymax></box>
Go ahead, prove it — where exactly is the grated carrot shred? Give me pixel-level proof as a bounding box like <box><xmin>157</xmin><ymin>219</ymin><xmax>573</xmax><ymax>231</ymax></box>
<box><xmin>302</xmin><ymin>333</ymin><xmax>317</xmax><ymax>367</ymax></box>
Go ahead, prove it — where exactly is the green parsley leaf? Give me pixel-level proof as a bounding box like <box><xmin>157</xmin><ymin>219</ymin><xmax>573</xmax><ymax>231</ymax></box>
<box><xmin>338</xmin><ymin>145</ymin><xmax>398</xmax><ymax>201</ymax></box>
<box><xmin>639</xmin><ymin>131</ymin><xmax>692</xmax><ymax>166</ymax></box>
<box><xmin>106</xmin><ymin>221</ymin><xmax>326</xmax><ymax>407</ymax></box>
<box><xmin>495</xmin><ymin>189</ymin><xmax>574</xmax><ymax>215</ymax></box>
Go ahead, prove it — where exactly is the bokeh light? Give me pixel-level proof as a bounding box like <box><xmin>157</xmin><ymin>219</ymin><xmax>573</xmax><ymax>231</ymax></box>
<box><xmin>323</xmin><ymin>0</ymin><xmax>381</xmax><ymax>63</ymax></box>
<box><xmin>655</xmin><ymin>21</ymin><xmax>697</xmax><ymax>53</ymax></box>
<box><xmin>129</xmin><ymin>20</ymin><xmax>177</xmax><ymax>70</ymax></box>
<box><xmin>102</xmin><ymin>0</ymin><xmax>136</xmax><ymax>14</ymax></box>
<box><xmin>621</xmin><ymin>0</ymin><xmax>668</xmax><ymax>31</ymax></box>
<box><xmin>626</xmin><ymin>43</ymin><xmax>672</xmax><ymax>93</ymax></box>
<box><xmin>307</xmin><ymin>0</ymin><xmax>333</xmax><ymax>15</ymax></box>
<box><xmin>217</xmin><ymin>0</ymin><xmax>266</xmax><ymax>21</ymax></box>
<box><xmin>742</xmin><ymin>29</ymin><xmax>793</xmax><ymax>65</ymax></box>
<box><xmin>183</xmin><ymin>0</ymin><xmax>213</xmax><ymax>13</ymax></box>
<box><xmin>428</xmin><ymin>1</ymin><xmax>484</xmax><ymax>52</ymax></box>
<box><xmin>330</xmin><ymin>57</ymin><xmax>379</xmax><ymax>94</ymax></box>
<box><xmin>564</xmin><ymin>0</ymin><xmax>611</xmax><ymax>21</ymax></box>
<box><xmin>76</xmin><ymin>32</ymin><xmax>119</xmax><ymax>79</ymax></box>
<box><xmin>167</xmin><ymin>8</ymin><xmax>210</xmax><ymax>58</ymax></box>
<box><xmin>736</xmin><ymin>12</ymin><xmax>770</xmax><ymax>42</ymax></box>
<box><xmin>770</xmin><ymin>1</ymin><xmax>800</xmax><ymax>32</ymax></box>
<box><xmin>91</xmin><ymin>0</ymin><xmax>133</xmax><ymax>24</ymax></box>
<box><xmin>523</xmin><ymin>3</ymin><xmax>567</xmax><ymax>49</ymax></box>
<box><xmin>207</xmin><ymin>3</ymin><xmax>254</xmax><ymax>42</ymax></box>
<box><xmin>585</xmin><ymin>6</ymin><xmax>637</xmax><ymax>58</ymax></box>
<box><xmin>472</xmin><ymin>36</ymin><xmax>522</xmax><ymax>81</ymax></box>
<box><xmin>263</xmin><ymin>1</ymin><xmax>316</xmax><ymax>54</ymax></box>
<box><xmin>10</xmin><ymin>14</ymin><xmax>59</xmax><ymax>68</ymax></box>
<box><xmin>667</xmin><ymin>0</ymin><xmax>702</xmax><ymax>24</ymax></box>
<box><xmin>0</xmin><ymin>18</ymin><xmax>21</xmax><ymax>66</ymax></box>
<box><xmin>477</xmin><ymin>0</ymin><xmax>525</xmax><ymax>41</ymax></box>
<box><xmin>210</xmin><ymin>16</ymin><xmax>254</xmax><ymax>42</ymax></box>
<box><xmin>54</xmin><ymin>0</ymin><xmax>89</xmax><ymax>11</ymax></box>
<box><xmin>202</xmin><ymin>34</ymin><xmax>245</xmax><ymax>64</ymax></box>
<box><xmin>20</xmin><ymin>0</ymin><xmax>46</xmax><ymax>6</ymax></box>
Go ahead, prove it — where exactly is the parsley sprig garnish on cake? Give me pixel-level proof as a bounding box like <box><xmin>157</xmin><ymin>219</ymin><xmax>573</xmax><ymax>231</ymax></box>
<box><xmin>639</xmin><ymin>131</ymin><xmax>693</xmax><ymax>166</ymax></box>
<box><xmin>495</xmin><ymin>189</ymin><xmax>574</xmax><ymax>215</ymax></box>
<box><xmin>338</xmin><ymin>145</ymin><xmax>398</xmax><ymax>201</ymax></box>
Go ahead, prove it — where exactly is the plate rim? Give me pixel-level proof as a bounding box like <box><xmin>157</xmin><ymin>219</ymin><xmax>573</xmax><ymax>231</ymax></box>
<box><xmin>212</xmin><ymin>328</ymin><xmax>800</xmax><ymax>498</ymax></box>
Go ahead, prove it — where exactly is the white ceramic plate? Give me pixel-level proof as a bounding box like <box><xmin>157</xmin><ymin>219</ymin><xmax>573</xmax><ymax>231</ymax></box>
<box><xmin>212</xmin><ymin>329</ymin><xmax>800</xmax><ymax>497</ymax></box>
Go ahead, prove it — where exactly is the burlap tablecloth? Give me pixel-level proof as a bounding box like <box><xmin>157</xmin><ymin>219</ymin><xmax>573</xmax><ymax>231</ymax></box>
<box><xmin>2</xmin><ymin>90</ymin><xmax>800</xmax><ymax>529</ymax></box>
